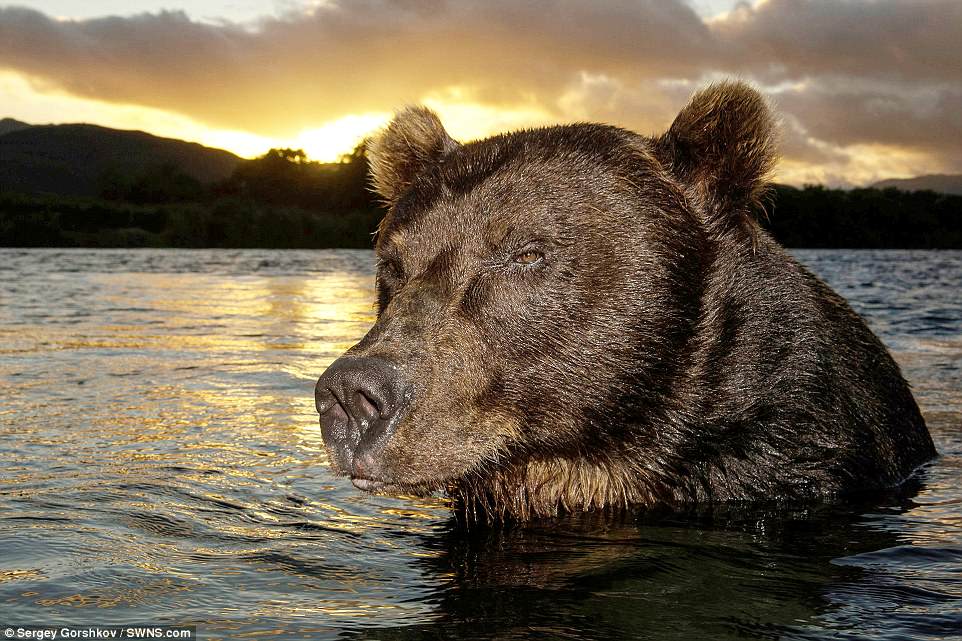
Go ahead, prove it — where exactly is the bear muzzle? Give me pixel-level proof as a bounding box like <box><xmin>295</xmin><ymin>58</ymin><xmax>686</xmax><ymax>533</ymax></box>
<box><xmin>315</xmin><ymin>355</ymin><xmax>410</xmax><ymax>490</ymax></box>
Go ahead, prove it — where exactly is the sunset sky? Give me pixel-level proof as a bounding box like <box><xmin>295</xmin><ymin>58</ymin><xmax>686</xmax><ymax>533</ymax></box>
<box><xmin>1</xmin><ymin>0</ymin><xmax>960</xmax><ymax>187</ymax></box>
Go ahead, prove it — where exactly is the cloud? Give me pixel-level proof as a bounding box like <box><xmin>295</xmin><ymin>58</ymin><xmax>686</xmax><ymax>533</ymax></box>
<box><xmin>0</xmin><ymin>0</ymin><xmax>960</xmax><ymax>183</ymax></box>
<box><xmin>0</xmin><ymin>2</ymin><xmax>714</xmax><ymax>135</ymax></box>
<box><xmin>716</xmin><ymin>0</ymin><xmax>962</xmax><ymax>84</ymax></box>
<box><xmin>776</xmin><ymin>80</ymin><xmax>962</xmax><ymax>165</ymax></box>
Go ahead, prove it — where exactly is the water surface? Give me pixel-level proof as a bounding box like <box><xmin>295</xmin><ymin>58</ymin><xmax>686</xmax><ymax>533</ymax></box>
<box><xmin>1</xmin><ymin>248</ymin><xmax>960</xmax><ymax>639</ymax></box>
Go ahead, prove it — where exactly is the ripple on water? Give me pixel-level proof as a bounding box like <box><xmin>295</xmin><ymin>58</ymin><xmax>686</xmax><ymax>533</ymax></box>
<box><xmin>0</xmin><ymin>248</ymin><xmax>960</xmax><ymax>640</ymax></box>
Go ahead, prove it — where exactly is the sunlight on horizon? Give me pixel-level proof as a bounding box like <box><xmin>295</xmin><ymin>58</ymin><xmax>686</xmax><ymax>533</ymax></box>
<box><xmin>0</xmin><ymin>70</ymin><xmax>560</xmax><ymax>164</ymax></box>
<box><xmin>0</xmin><ymin>71</ymin><xmax>389</xmax><ymax>162</ymax></box>
<box><xmin>0</xmin><ymin>68</ymin><xmax>945</xmax><ymax>185</ymax></box>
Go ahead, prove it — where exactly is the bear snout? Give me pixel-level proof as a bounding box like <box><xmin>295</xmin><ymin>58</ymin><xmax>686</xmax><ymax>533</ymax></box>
<box><xmin>315</xmin><ymin>355</ymin><xmax>409</xmax><ymax>487</ymax></box>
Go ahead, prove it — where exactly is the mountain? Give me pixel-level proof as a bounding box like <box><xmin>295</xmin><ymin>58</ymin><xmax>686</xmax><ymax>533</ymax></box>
<box><xmin>0</xmin><ymin>118</ymin><xmax>30</xmax><ymax>136</ymax></box>
<box><xmin>0</xmin><ymin>122</ymin><xmax>242</xmax><ymax>197</ymax></box>
<box><xmin>871</xmin><ymin>174</ymin><xmax>962</xmax><ymax>196</ymax></box>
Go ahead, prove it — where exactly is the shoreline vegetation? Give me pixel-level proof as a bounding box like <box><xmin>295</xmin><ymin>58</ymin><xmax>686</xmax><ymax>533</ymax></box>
<box><xmin>2</xmin><ymin>145</ymin><xmax>961</xmax><ymax>249</ymax></box>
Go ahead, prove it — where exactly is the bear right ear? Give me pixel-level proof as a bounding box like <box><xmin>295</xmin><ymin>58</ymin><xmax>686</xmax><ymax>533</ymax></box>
<box><xmin>655</xmin><ymin>81</ymin><xmax>778</xmax><ymax>229</ymax></box>
<box><xmin>367</xmin><ymin>106</ymin><xmax>459</xmax><ymax>204</ymax></box>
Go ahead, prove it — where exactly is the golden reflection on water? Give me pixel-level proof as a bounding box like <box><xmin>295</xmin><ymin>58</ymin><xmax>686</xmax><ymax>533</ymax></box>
<box><xmin>2</xmin><ymin>249</ymin><xmax>960</xmax><ymax>638</ymax></box>
<box><xmin>0</xmin><ymin>569</ymin><xmax>45</xmax><ymax>584</ymax></box>
<box><xmin>0</xmin><ymin>252</ymin><xmax>452</xmax><ymax>632</ymax></box>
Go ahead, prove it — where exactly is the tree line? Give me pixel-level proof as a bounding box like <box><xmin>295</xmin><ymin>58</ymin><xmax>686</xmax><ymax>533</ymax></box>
<box><xmin>1</xmin><ymin>145</ymin><xmax>960</xmax><ymax>248</ymax></box>
<box><xmin>0</xmin><ymin>145</ymin><xmax>382</xmax><ymax>248</ymax></box>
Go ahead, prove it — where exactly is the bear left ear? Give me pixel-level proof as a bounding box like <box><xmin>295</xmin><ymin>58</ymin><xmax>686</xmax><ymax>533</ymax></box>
<box><xmin>655</xmin><ymin>81</ymin><xmax>778</xmax><ymax>223</ymax></box>
<box><xmin>367</xmin><ymin>106</ymin><xmax>459</xmax><ymax>204</ymax></box>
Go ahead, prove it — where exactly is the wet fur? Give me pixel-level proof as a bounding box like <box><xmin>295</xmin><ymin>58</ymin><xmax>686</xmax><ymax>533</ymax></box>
<box><xmin>340</xmin><ymin>81</ymin><xmax>936</xmax><ymax>521</ymax></box>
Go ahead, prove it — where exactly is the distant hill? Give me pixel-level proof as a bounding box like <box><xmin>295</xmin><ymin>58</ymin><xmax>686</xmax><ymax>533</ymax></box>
<box><xmin>0</xmin><ymin>122</ymin><xmax>242</xmax><ymax>197</ymax></box>
<box><xmin>0</xmin><ymin>118</ymin><xmax>30</xmax><ymax>136</ymax></box>
<box><xmin>871</xmin><ymin>174</ymin><xmax>962</xmax><ymax>196</ymax></box>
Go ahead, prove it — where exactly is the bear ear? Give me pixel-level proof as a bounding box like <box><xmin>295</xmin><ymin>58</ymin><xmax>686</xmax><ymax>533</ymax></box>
<box><xmin>656</xmin><ymin>81</ymin><xmax>778</xmax><ymax>223</ymax></box>
<box><xmin>367</xmin><ymin>106</ymin><xmax>459</xmax><ymax>204</ymax></box>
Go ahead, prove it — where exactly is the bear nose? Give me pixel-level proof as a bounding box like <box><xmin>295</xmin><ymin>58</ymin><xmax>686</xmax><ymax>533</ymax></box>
<box><xmin>315</xmin><ymin>355</ymin><xmax>409</xmax><ymax>481</ymax></box>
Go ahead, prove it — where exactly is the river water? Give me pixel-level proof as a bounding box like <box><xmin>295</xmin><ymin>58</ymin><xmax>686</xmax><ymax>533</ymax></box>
<box><xmin>0</xmin><ymin>248</ymin><xmax>959</xmax><ymax>640</ymax></box>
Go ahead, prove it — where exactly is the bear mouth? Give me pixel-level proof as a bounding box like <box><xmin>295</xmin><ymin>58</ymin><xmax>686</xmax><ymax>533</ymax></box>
<box><xmin>351</xmin><ymin>477</ymin><xmax>390</xmax><ymax>493</ymax></box>
<box><xmin>350</xmin><ymin>475</ymin><xmax>441</xmax><ymax>498</ymax></box>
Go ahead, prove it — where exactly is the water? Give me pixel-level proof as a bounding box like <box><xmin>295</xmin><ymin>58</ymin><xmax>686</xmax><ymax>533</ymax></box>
<box><xmin>0</xmin><ymin>248</ymin><xmax>959</xmax><ymax>640</ymax></box>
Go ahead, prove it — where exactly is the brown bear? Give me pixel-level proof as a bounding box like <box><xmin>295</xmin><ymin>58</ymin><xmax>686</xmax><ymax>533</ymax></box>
<box><xmin>315</xmin><ymin>80</ymin><xmax>936</xmax><ymax>521</ymax></box>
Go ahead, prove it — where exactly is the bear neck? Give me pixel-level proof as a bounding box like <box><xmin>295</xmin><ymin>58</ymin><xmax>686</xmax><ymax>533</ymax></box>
<box><xmin>449</xmin><ymin>454</ymin><xmax>672</xmax><ymax>521</ymax></box>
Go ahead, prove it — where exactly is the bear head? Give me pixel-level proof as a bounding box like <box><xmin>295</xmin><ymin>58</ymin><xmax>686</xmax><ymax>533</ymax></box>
<box><xmin>315</xmin><ymin>81</ymin><xmax>777</xmax><ymax>519</ymax></box>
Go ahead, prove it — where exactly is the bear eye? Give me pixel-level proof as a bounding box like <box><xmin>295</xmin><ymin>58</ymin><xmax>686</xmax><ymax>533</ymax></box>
<box><xmin>378</xmin><ymin>258</ymin><xmax>405</xmax><ymax>283</ymax></box>
<box><xmin>512</xmin><ymin>250</ymin><xmax>544</xmax><ymax>266</ymax></box>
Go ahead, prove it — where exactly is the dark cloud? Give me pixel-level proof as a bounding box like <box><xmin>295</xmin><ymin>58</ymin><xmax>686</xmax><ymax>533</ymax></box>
<box><xmin>778</xmin><ymin>81</ymin><xmax>962</xmax><ymax>162</ymax></box>
<box><xmin>717</xmin><ymin>0</ymin><xmax>962</xmax><ymax>84</ymax></box>
<box><xmin>0</xmin><ymin>0</ymin><xmax>960</xmax><ymax>179</ymax></box>
<box><xmin>774</xmin><ymin>113</ymin><xmax>848</xmax><ymax>166</ymax></box>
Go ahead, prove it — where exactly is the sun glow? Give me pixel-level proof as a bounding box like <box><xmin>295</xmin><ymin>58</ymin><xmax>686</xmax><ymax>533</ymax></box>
<box><xmin>2</xmin><ymin>69</ymin><xmax>948</xmax><ymax>186</ymax></box>
<box><xmin>0</xmin><ymin>71</ymin><xmax>390</xmax><ymax>161</ymax></box>
<box><xmin>0</xmin><ymin>71</ymin><xmax>278</xmax><ymax>157</ymax></box>
<box><xmin>776</xmin><ymin>144</ymin><xmax>948</xmax><ymax>188</ymax></box>
<box><xmin>0</xmin><ymin>70</ymin><xmax>560</xmax><ymax>163</ymax></box>
<box><xmin>422</xmin><ymin>89</ymin><xmax>555</xmax><ymax>142</ymax></box>
<box><xmin>293</xmin><ymin>113</ymin><xmax>391</xmax><ymax>161</ymax></box>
